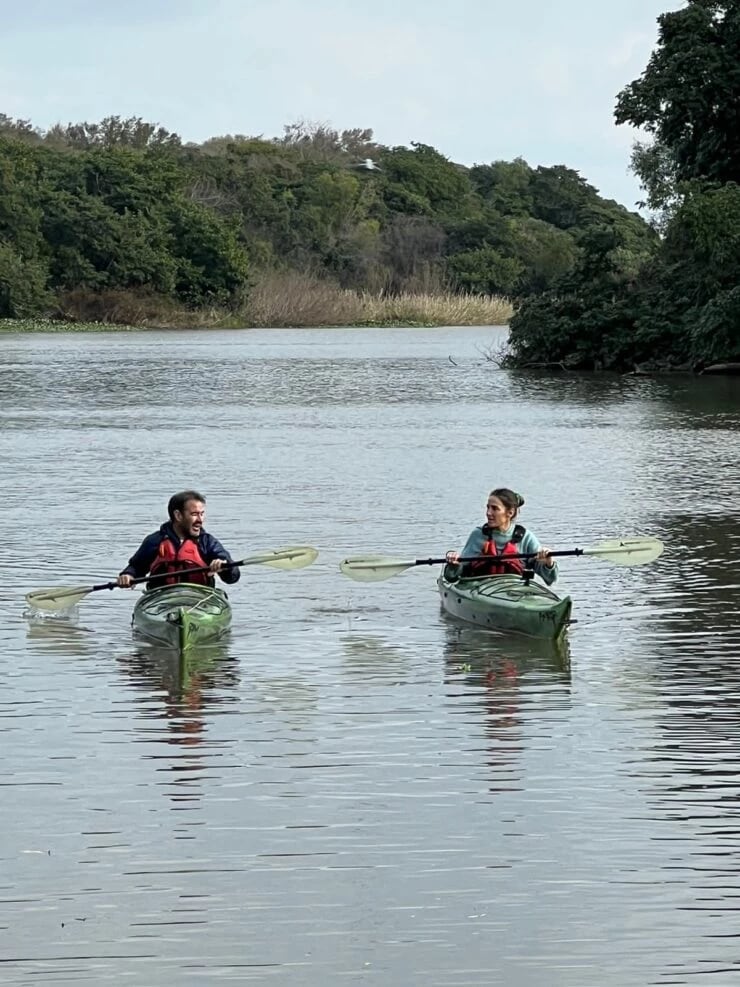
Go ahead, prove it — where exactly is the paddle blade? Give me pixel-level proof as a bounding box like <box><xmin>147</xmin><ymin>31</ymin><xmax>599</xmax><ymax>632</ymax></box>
<box><xmin>25</xmin><ymin>585</ymin><xmax>95</xmax><ymax>612</ymax></box>
<box><xmin>244</xmin><ymin>545</ymin><xmax>319</xmax><ymax>570</ymax></box>
<box><xmin>584</xmin><ymin>537</ymin><xmax>664</xmax><ymax>566</ymax></box>
<box><xmin>339</xmin><ymin>556</ymin><xmax>416</xmax><ymax>582</ymax></box>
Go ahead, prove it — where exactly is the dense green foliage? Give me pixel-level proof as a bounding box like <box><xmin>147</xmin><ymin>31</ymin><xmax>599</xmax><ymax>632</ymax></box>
<box><xmin>0</xmin><ymin>114</ymin><xmax>648</xmax><ymax>321</ymax></box>
<box><xmin>508</xmin><ymin>0</ymin><xmax>740</xmax><ymax>371</ymax></box>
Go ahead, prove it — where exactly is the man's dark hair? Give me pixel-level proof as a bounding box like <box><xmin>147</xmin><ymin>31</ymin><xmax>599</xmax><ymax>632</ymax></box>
<box><xmin>168</xmin><ymin>490</ymin><xmax>206</xmax><ymax>520</ymax></box>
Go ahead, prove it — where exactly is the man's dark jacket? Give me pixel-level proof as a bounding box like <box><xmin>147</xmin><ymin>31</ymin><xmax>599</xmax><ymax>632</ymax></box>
<box><xmin>121</xmin><ymin>522</ymin><xmax>241</xmax><ymax>586</ymax></box>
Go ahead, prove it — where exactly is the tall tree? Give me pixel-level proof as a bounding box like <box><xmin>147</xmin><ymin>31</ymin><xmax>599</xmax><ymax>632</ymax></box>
<box><xmin>615</xmin><ymin>1</ymin><xmax>740</xmax><ymax>205</ymax></box>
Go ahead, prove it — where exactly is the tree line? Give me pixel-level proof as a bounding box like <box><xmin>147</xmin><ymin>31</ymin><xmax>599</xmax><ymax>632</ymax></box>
<box><xmin>507</xmin><ymin>0</ymin><xmax>740</xmax><ymax>372</ymax></box>
<box><xmin>0</xmin><ymin>112</ymin><xmax>653</xmax><ymax>326</ymax></box>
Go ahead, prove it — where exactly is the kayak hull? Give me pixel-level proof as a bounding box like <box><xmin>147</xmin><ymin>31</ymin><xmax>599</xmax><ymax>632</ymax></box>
<box><xmin>437</xmin><ymin>566</ymin><xmax>572</xmax><ymax>640</ymax></box>
<box><xmin>132</xmin><ymin>582</ymin><xmax>232</xmax><ymax>652</ymax></box>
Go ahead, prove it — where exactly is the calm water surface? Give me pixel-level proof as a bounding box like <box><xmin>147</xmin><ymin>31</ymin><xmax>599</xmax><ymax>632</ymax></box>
<box><xmin>0</xmin><ymin>326</ymin><xmax>739</xmax><ymax>985</ymax></box>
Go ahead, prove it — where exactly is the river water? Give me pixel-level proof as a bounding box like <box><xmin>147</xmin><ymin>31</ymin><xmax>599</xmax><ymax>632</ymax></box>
<box><xmin>1</xmin><ymin>326</ymin><xmax>739</xmax><ymax>986</ymax></box>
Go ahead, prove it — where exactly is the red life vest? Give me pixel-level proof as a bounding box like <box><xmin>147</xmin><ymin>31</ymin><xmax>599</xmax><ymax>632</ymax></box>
<box><xmin>148</xmin><ymin>536</ymin><xmax>212</xmax><ymax>587</ymax></box>
<box><xmin>470</xmin><ymin>524</ymin><xmax>526</xmax><ymax>577</ymax></box>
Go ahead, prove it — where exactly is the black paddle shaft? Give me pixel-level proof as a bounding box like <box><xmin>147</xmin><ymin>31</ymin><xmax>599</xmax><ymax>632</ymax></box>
<box><xmin>416</xmin><ymin>549</ymin><xmax>583</xmax><ymax>566</ymax></box>
<box><xmin>92</xmin><ymin>559</ymin><xmax>244</xmax><ymax>593</ymax></box>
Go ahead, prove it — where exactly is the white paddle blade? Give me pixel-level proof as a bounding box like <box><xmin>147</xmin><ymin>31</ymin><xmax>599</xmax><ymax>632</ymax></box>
<box><xmin>584</xmin><ymin>537</ymin><xmax>664</xmax><ymax>566</ymax></box>
<box><xmin>339</xmin><ymin>556</ymin><xmax>415</xmax><ymax>582</ymax></box>
<box><xmin>249</xmin><ymin>545</ymin><xmax>319</xmax><ymax>570</ymax></box>
<box><xmin>25</xmin><ymin>585</ymin><xmax>94</xmax><ymax>612</ymax></box>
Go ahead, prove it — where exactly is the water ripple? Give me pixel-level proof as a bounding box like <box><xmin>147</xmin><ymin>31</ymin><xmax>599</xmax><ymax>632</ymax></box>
<box><xmin>1</xmin><ymin>328</ymin><xmax>738</xmax><ymax>985</ymax></box>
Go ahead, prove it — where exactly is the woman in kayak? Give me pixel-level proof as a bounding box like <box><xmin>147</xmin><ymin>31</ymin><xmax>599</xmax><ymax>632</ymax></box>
<box><xmin>446</xmin><ymin>488</ymin><xmax>557</xmax><ymax>585</ymax></box>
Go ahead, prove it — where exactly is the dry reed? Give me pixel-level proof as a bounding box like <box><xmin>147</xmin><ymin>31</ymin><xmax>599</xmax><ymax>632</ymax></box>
<box><xmin>35</xmin><ymin>274</ymin><xmax>513</xmax><ymax>331</ymax></box>
<box><xmin>242</xmin><ymin>272</ymin><xmax>512</xmax><ymax>327</ymax></box>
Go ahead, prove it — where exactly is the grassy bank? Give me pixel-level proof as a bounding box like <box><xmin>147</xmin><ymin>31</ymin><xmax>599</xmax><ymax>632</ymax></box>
<box><xmin>0</xmin><ymin>274</ymin><xmax>513</xmax><ymax>333</ymax></box>
<box><xmin>0</xmin><ymin>318</ymin><xmax>139</xmax><ymax>333</ymax></box>
<box><xmin>244</xmin><ymin>273</ymin><xmax>512</xmax><ymax>327</ymax></box>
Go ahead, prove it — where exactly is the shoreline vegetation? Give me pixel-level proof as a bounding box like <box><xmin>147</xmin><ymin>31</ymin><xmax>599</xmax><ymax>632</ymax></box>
<box><xmin>0</xmin><ymin>272</ymin><xmax>511</xmax><ymax>333</ymax></box>
<box><xmin>507</xmin><ymin>2</ymin><xmax>740</xmax><ymax>374</ymax></box>
<box><xmin>2</xmin><ymin>3</ymin><xmax>739</xmax><ymax>374</ymax></box>
<box><xmin>0</xmin><ymin>111</ymin><xmax>642</xmax><ymax>347</ymax></box>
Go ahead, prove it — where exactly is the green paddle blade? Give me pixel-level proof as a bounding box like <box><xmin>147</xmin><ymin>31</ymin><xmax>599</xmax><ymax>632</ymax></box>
<box><xmin>25</xmin><ymin>585</ymin><xmax>96</xmax><ymax>612</ymax></box>
<box><xmin>584</xmin><ymin>537</ymin><xmax>664</xmax><ymax>565</ymax></box>
<box><xmin>339</xmin><ymin>556</ymin><xmax>417</xmax><ymax>582</ymax></box>
<box><xmin>253</xmin><ymin>545</ymin><xmax>319</xmax><ymax>569</ymax></box>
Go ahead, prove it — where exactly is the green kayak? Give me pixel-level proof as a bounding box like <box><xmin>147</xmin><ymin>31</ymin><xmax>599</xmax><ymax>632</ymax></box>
<box><xmin>131</xmin><ymin>582</ymin><xmax>232</xmax><ymax>652</ymax></box>
<box><xmin>437</xmin><ymin>565</ymin><xmax>572</xmax><ymax>640</ymax></box>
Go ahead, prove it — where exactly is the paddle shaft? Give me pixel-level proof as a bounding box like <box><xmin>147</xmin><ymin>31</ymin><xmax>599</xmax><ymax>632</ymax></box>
<box><xmin>417</xmin><ymin>550</ymin><xmax>581</xmax><ymax>566</ymax></box>
<box><xmin>338</xmin><ymin>537</ymin><xmax>663</xmax><ymax>582</ymax></box>
<box><xmin>91</xmin><ymin>559</ymin><xmax>245</xmax><ymax>594</ymax></box>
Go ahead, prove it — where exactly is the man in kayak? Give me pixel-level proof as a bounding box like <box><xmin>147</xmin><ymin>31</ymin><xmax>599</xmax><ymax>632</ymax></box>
<box><xmin>117</xmin><ymin>490</ymin><xmax>241</xmax><ymax>589</ymax></box>
<box><xmin>446</xmin><ymin>488</ymin><xmax>557</xmax><ymax>584</ymax></box>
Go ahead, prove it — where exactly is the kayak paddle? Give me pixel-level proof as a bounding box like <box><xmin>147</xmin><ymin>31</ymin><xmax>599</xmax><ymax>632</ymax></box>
<box><xmin>339</xmin><ymin>536</ymin><xmax>664</xmax><ymax>582</ymax></box>
<box><xmin>25</xmin><ymin>545</ymin><xmax>319</xmax><ymax>613</ymax></box>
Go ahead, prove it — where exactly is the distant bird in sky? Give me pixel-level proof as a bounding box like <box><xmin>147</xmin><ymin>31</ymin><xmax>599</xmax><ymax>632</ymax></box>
<box><xmin>350</xmin><ymin>158</ymin><xmax>382</xmax><ymax>172</ymax></box>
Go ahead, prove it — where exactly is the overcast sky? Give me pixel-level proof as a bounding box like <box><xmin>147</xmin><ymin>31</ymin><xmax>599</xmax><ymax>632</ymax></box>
<box><xmin>1</xmin><ymin>0</ymin><xmax>684</xmax><ymax>210</ymax></box>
